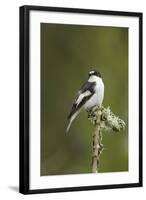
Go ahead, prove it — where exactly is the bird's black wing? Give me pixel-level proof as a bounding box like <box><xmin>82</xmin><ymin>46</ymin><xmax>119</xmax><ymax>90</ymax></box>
<box><xmin>80</xmin><ymin>81</ymin><xmax>96</xmax><ymax>93</ymax></box>
<box><xmin>67</xmin><ymin>81</ymin><xmax>96</xmax><ymax>120</ymax></box>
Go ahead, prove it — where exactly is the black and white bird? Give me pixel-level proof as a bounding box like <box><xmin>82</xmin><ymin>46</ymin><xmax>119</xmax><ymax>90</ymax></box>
<box><xmin>67</xmin><ymin>70</ymin><xmax>104</xmax><ymax>132</ymax></box>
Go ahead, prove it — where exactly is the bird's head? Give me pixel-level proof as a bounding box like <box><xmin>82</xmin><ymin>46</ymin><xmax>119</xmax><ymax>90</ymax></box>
<box><xmin>88</xmin><ymin>70</ymin><xmax>101</xmax><ymax>78</ymax></box>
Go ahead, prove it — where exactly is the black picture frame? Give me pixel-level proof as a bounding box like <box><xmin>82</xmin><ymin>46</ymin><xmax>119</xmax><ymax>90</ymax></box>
<box><xmin>19</xmin><ymin>5</ymin><xmax>143</xmax><ymax>194</ymax></box>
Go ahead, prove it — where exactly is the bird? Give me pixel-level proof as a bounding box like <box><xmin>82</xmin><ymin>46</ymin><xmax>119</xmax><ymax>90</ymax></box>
<box><xmin>66</xmin><ymin>69</ymin><xmax>104</xmax><ymax>132</ymax></box>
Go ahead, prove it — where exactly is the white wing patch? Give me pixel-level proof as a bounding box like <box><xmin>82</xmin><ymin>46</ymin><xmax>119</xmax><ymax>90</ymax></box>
<box><xmin>76</xmin><ymin>90</ymin><xmax>91</xmax><ymax>105</ymax></box>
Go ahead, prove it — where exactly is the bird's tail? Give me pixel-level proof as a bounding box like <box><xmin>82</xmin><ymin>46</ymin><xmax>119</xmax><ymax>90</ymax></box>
<box><xmin>66</xmin><ymin>120</ymin><xmax>73</xmax><ymax>133</ymax></box>
<box><xmin>66</xmin><ymin>110</ymin><xmax>80</xmax><ymax>133</ymax></box>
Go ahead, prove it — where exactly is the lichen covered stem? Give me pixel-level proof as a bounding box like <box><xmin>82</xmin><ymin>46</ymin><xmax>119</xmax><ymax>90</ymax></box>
<box><xmin>91</xmin><ymin>111</ymin><xmax>103</xmax><ymax>173</ymax></box>
<box><xmin>88</xmin><ymin>105</ymin><xmax>125</xmax><ymax>173</ymax></box>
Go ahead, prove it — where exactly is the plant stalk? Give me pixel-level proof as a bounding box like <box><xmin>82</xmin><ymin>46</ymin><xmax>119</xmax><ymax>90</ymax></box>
<box><xmin>91</xmin><ymin>111</ymin><xmax>103</xmax><ymax>173</ymax></box>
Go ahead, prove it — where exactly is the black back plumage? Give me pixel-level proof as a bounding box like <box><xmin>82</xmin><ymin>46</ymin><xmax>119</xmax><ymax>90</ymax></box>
<box><xmin>67</xmin><ymin>81</ymin><xmax>96</xmax><ymax>120</ymax></box>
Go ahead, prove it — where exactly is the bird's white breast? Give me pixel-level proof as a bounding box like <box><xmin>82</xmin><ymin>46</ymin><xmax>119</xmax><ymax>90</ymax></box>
<box><xmin>84</xmin><ymin>76</ymin><xmax>104</xmax><ymax>110</ymax></box>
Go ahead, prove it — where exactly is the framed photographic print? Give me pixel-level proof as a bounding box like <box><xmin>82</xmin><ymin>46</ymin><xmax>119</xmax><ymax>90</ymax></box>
<box><xmin>19</xmin><ymin>5</ymin><xmax>143</xmax><ymax>194</ymax></box>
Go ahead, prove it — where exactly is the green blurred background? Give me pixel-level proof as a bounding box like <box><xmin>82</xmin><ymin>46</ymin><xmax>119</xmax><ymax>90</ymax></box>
<box><xmin>41</xmin><ymin>23</ymin><xmax>128</xmax><ymax>176</ymax></box>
